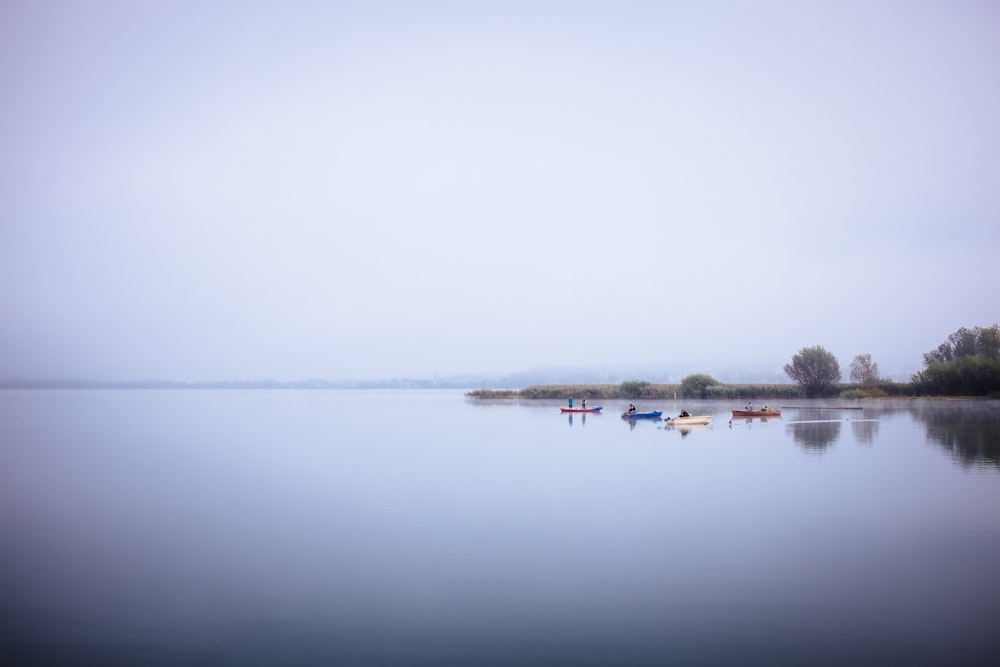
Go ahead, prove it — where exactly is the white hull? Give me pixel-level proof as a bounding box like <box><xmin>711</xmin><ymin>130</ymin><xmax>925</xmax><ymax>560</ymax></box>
<box><xmin>664</xmin><ymin>415</ymin><xmax>712</xmax><ymax>426</ymax></box>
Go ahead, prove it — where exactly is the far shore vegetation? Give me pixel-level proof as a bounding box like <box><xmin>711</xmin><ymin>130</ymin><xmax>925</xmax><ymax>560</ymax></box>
<box><xmin>465</xmin><ymin>380</ymin><xmax>908</xmax><ymax>401</ymax></box>
<box><xmin>469</xmin><ymin>324</ymin><xmax>1000</xmax><ymax>400</ymax></box>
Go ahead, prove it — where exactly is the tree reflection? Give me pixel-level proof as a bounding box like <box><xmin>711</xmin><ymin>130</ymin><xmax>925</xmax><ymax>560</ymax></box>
<box><xmin>789</xmin><ymin>421</ymin><xmax>842</xmax><ymax>450</ymax></box>
<box><xmin>909</xmin><ymin>402</ymin><xmax>1000</xmax><ymax>469</ymax></box>
<box><xmin>850</xmin><ymin>419</ymin><xmax>879</xmax><ymax>445</ymax></box>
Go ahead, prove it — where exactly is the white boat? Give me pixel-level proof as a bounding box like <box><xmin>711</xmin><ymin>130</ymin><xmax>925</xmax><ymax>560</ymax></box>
<box><xmin>663</xmin><ymin>415</ymin><xmax>712</xmax><ymax>426</ymax></box>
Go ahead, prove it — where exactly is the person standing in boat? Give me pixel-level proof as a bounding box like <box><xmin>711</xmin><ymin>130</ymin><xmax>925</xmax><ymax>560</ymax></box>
<box><xmin>581</xmin><ymin>398</ymin><xmax>587</xmax><ymax>409</ymax></box>
<box><xmin>568</xmin><ymin>397</ymin><xmax>573</xmax><ymax>409</ymax></box>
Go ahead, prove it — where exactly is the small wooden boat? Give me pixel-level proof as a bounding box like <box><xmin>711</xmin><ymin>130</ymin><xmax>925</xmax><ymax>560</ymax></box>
<box><xmin>664</xmin><ymin>415</ymin><xmax>712</xmax><ymax>426</ymax></box>
<box><xmin>621</xmin><ymin>410</ymin><xmax>662</xmax><ymax>419</ymax></box>
<box><xmin>561</xmin><ymin>407</ymin><xmax>602</xmax><ymax>413</ymax></box>
<box><xmin>731</xmin><ymin>409</ymin><xmax>781</xmax><ymax>417</ymax></box>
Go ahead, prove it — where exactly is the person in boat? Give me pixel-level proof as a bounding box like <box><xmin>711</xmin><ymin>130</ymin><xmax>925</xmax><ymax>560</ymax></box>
<box><xmin>581</xmin><ymin>398</ymin><xmax>587</xmax><ymax>409</ymax></box>
<box><xmin>679</xmin><ymin>409</ymin><xmax>690</xmax><ymax>417</ymax></box>
<box><xmin>746</xmin><ymin>402</ymin><xmax>753</xmax><ymax>411</ymax></box>
<box><xmin>762</xmin><ymin>404</ymin><xmax>769</xmax><ymax>412</ymax></box>
<box><xmin>568</xmin><ymin>397</ymin><xmax>573</xmax><ymax>409</ymax></box>
<box><xmin>628</xmin><ymin>403</ymin><xmax>636</xmax><ymax>414</ymax></box>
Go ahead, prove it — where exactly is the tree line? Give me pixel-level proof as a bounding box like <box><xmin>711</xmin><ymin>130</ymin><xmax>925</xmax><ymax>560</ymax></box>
<box><xmin>746</xmin><ymin>324</ymin><xmax>999</xmax><ymax>398</ymax></box>
<box><xmin>468</xmin><ymin>324</ymin><xmax>1000</xmax><ymax>399</ymax></box>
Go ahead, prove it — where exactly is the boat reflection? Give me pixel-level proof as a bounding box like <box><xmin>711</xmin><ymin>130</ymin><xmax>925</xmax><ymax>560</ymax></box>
<box><xmin>729</xmin><ymin>416</ymin><xmax>778</xmax><ymax>425</ymax></box>
<box><xmin>667</xmin><ymin>423</ymin><xmax>710</xmax><ymax>437</ymax></box>
<box><xmin>727</xmin><ymin>414</ymin><xmax>781</xmax><ymax>432</ymax></box>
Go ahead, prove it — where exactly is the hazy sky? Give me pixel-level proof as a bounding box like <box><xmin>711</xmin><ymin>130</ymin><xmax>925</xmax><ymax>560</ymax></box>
<box><xmin>2</xmin><ymin>0</ymin><xmax>998</xmax><ymax>382</ymax></box>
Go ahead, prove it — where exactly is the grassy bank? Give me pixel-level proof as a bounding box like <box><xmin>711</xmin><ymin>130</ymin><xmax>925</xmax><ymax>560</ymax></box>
<box><xmin>467</xmin><ymin>381</ymin><xmax>916</xmax><ymax>400</ymax></box>
<box><xmin>467</xmin><ymin>382</ymin><xmax>799</xmax><ymax>400</ymax></box>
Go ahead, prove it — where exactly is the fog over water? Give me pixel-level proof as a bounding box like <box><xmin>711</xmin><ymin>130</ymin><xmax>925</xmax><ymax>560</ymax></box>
<box><xmin>2</xmin><ymin>1</ymin><xmax>998</xmax><ymax>382</ymax></box>
<box><xmin>2</xmin><ymin>391</ymin><xmax>999</xmax><ymax>665</ymax></box>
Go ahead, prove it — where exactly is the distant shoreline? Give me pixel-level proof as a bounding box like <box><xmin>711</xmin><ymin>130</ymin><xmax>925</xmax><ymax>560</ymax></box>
<box><xmin>466</xmin><ymin>382</ymin><xmax>920</xmax><ymax>400</ymax></box>
<box><xmin>1</xmin><ymin>381</ymin><xmax>992</xmax><ymax>400</ymax></box>
<box><xmin>0</xmin><ymin>379</ymin><xmax>478</xmax><ymax>390</ymax></box>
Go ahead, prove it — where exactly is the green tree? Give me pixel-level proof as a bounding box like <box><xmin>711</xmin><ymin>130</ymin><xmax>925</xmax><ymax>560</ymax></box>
<box><xmin>784</xmin><ymin>345</ymin><xmax>841</xmax><ymax>397</ymax></box>
<box><xmin>912</xmin><ymin>357</ymin><xmax>1000</xmax><ymax>396</ymax></box>
<box><xmin>912</xmin><ymin>324</ymin><xmax>1000</xmax><ymax>396</ymax></box>
<box><xmin>923</xmin><ymin>325</ymin><xmax>1000</xmax><ymax>364</ymax></box>
<box><xmin>618</xmin><ymin>380</ymin><xmax>650</xmax><ymax>398</ymax></box>
<box><xmin>980</xmin><ymin>326</ymin><xmax>1000</xmax><ymax>359</ymax></box>
<box><xmin>679</xmin><ymin>374</ymin><xmax>720</xmax><ymax>398</ymax></box>
<box><xmin>849</xmin><ymin>353</ymin><xmax>880</xmax><ymax>386</ymax></box>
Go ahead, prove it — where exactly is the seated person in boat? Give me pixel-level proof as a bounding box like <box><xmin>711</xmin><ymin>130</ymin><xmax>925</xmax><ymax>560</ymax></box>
<box><xmin>679</xmin><ymin>410</ymin><xmax>690</xmax><ymax>417</ymax></box>
<box><xmin>628</xmin><ymin>403</ymin><xmax>636</xmax><ymax>414</ymax></box>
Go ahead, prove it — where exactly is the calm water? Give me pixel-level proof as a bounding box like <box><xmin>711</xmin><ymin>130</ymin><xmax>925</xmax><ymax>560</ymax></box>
<box><xmin>1</xmin><ymin>390</ymin><xmax>999</xmax><ymax>666</ymax></box>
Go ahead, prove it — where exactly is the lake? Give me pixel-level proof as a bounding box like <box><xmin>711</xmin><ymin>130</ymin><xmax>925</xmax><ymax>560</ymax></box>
<box><xmin>1</xmin><ymin>390</ymin><xmax>998</xmax><ymax>666</ymax></box>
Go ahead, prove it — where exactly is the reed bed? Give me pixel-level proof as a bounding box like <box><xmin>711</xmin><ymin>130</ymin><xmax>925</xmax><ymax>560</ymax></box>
<box><xmin>468</xmin><ymin>382</ymin><xmax>811</xmax><ymax>400</ymax></box>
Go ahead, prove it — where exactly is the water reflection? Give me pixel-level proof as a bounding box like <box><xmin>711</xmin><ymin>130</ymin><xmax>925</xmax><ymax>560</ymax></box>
<box><xmin>622</xmin><ymin>416</ymin><xmax>661</xmax><ymax>431</ymax></box>
<box><xmin>3</xmin><ymin>392</ymin><xmax>1000</xmax><ymax>666</ymax></box>
<box><xmin>851</xmin><ymin>418</ymin><xmax>880</xmax><ymax>445</ymax></box>
<box><xmin>667</xmin><ymin>424</ymin><xmax>709</xmax><ymax>438</ymax></box>
<box><xmin>729</xmin><ymin>416</ymin><xmax>778</xmax><ymax>426</ymax></box>
<box><xmin>908</xmin><ymin>401</ymin><xmax>1000</xmax><ymax>469</ymax></box>
<box><xmin>788</xmin><ymin>420</ymin><xmax>842</xmax><ymax>450</ymax></box>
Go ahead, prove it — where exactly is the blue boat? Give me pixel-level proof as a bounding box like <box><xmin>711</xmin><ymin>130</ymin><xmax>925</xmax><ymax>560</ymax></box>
<box><xmin>621</xmin><ymin>410</ymin><xmax>662</xmax><ymax>419</ymax></box>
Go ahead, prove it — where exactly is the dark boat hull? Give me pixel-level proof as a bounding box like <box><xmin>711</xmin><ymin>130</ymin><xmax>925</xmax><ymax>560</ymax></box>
<box><xmin>621</xmin><ymin>411</ymin><xmax>663</xmax><ymax>419</ymax></box>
